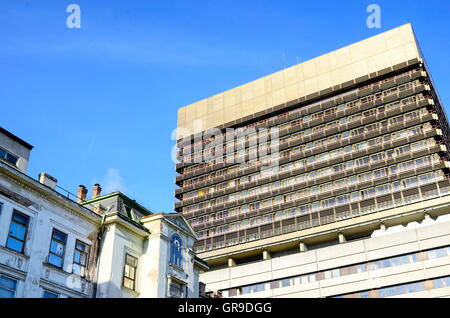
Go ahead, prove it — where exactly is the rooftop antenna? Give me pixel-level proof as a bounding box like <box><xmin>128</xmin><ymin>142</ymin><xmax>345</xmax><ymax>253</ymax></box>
<box><xmin>282</xmin><ymin>51</ymin><xmax>286</xmax><ymax>69</ymax></box>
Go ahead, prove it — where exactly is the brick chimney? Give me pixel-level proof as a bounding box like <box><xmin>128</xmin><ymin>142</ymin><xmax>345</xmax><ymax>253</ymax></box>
<box><xmin>92</xmin><ymin>183</ymin><xmax>102</xmax><ymax>199</ymax></box>
<box><xmin>77</xmin><ymin>185</ymin><xmax>87</xmax><ymax>202</ymax></box>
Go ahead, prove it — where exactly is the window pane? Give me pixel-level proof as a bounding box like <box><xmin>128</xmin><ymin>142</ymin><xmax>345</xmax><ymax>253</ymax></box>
<box><xmin>0</xmin><ymin>276</ymin><xmax>17</xmax><ymax>290</ymax></box>
<box><xmin>75</xmin><ymin>241</ymin><xmax>88</xmax><ymax>252</ymax></box>
<box><xmin>126</xmin><ymin>255</ymin><xmax>137</xmax><ymax>266</ymax></box>
<box><xmin>12</xmin><ymin>213</ymin><xmax>29</xmax><ymax>225</ymax></box>
<box><xmin>124</xmin><ymin>277</ymin><xmax>134</xmax><ymax>290</ymax></box>
<box><xmin>50</xmin><ymin>241</ymin><xmax>65</xmax><ymax>256</ymax></box>
<box><xmin>48</xmin><ymin>254</ymin><xmax>63</xmax><ymax>268</ymax></box>
<box><xmin>0</xmin><ymin>288</ymin><xmax>15</xmax><ymax>298</ymax></box>
<box><xmin>73</xmin><ymin>251</ymin><xmax>81</xmax><ymax>264</ymax></box>
<box><xmin>43</xmin><ymin>290</ymin><xmax>59</xmax><ymax>298</ymax></box>
<box><xmin>53</xmin><ymin>231</ymin><xmax>67</xmax><ymax>243</ymax></box>
<box><xmin>9</xmin><ymin>223</ymin><xmax>27</xmax><ymax>240</ymax></box>
<box><xmin>0</xmin><ymin>276</ymin><xmax>17</xmax><ymax>298</ymax></box>
<box><xmin>6</xmin><ymin>237</ymin><xmax>24</xmax><ymax>253</ymax></box>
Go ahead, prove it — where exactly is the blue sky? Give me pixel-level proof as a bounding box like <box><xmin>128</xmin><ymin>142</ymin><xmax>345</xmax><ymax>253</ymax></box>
<box><xmin>1</xmin><ymin>0</ymin><xmax>449</xmax><ymax>213</ymax></box>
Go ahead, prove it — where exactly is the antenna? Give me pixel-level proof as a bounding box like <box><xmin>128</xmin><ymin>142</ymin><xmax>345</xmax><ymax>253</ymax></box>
<box><xmin>282</xmin><ymin>51</ymin><xmax>286</xmax><ymax>69</ymax></box>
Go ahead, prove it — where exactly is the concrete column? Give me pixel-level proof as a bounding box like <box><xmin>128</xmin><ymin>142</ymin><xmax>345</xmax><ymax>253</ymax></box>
<box><xmin>228</xmin><ymin>257</ymin><xmax>236</xmax><ymax>268</ymax></box>
<box><xmin>380</xmin><ymin>223</ymin><xmax>387</xmax><ymax>231</ymax></box>
<box><xmin>299</xmin><ymin>241</ymin><xmax>307</xmax><ymax>252</ymax></box>
<box><xmin>263</xmin><ymin>250</ymin><xmax>271</xmax><ymax>260</ymax></box>
<box><xmin>338</xmin><ymin>233</ymin><xmax>346</xmax><ymax>243</ymax></box>
<box><xmin>424</xmin><ymin>213</ymin><xmax>431</xmax><ymax>220</ymax></box>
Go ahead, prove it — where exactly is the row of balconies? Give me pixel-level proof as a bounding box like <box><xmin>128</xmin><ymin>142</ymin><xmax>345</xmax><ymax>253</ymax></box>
<box><xmin>175</xmin><ymin>122</ymin><xmax>441</xmax><ymax>211</ymax></box>
<box><xmin>175</xmin><ymin>70</ymin><xmax>428</xmax><ymax>171</ymax></box>
<box><xmin>183</xmin><ymin>140</ymin><xmax>446</xmax><ymax>224</ymax></box>
<box><xmin>192</xmin><ymin>178</ymin><xmax>450</xmax><ymax>251</ymax></box>
<box><xmin>180</xmin><ymin>129</ymin><xmax>441</xmax><ymax>207</ymax></box>
<box><xmin>176</xmin><ymin>99</ymin><xmax>434</xmax><ymax>195</ymax></box>
<box><xmin>189</xmin><ymin>159</ymin><xmax>448</xmax><ymax>232</ymax></box>
<box><xmin>176</xmin><ymin>89</ymin><xmax>432</xmax><ymax>183</ymax></box>
<box><xmin>188</xmin><ymin>148</ymin><xmax>446</xmax><ymax>228</ymax></box>
<box><xmin>177</xmin><ymin>78</ymin><xmax>428</xmax><ymax>167</ymax></box>
<box><xmin>177</xmin><ymin>67</ymin><xmax>425</xmax><ymax>153</ymax></box>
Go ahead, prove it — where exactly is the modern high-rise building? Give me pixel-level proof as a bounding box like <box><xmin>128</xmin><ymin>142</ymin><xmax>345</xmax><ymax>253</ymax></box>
<box><xmin>174</xmin><ymin>24</ymin><xmax>450</xmax><ymax>297</ymax></box>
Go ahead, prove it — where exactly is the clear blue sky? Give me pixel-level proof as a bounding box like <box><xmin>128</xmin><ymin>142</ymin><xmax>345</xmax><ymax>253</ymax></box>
<box><xmin>1</xmin><ymin>0</ymin><xmax>449</xmax><ymax>213</ymax></box>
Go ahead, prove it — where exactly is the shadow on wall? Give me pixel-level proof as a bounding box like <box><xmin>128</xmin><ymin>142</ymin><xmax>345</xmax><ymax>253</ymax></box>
<box><xmin>95</xmin><ymin>281</ymin><xmax>131</xmax><ymax>298</ymax></box>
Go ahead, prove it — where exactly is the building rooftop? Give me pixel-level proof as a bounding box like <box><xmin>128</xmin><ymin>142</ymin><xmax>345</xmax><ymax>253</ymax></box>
<box><xmin>177</xmin><ymin>23</ymin><xmax>421</xmax><ymax>137</ymax></box>
<box><xmin>0</xmin><ymin>126</ymin><xmax>33</xmax><ymax>150</ymax></box>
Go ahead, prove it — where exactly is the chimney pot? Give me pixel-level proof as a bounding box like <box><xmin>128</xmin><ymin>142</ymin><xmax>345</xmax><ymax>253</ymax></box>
<box><xmin>92</xmin><ymin>184</ymin><xmax>102</xmax><ymax>199</ymax></box>
<box><xmin>77</xmin><ymin>185</ymin><xmax>87</xmax><ymax>202</ymax></box>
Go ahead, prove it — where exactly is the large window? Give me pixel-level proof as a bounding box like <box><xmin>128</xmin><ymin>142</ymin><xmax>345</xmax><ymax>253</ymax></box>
<box><xmin>0</xmin><ymin>275</ymin><xmax>18</xmax><ymax>298</ymax></box>
<box><xmin>123</xmin><ymin>254</ymin><xmax>138</xmax><ymax>290</ymax></box>
<box><xmin>170</xmin><ymin>234</ymin><xmax>183</xmax><ymax>268</ymax></box>
<box><xmin>72</xmin><ymin>240</ymin><xmax>90</xmax><ymax>277</ymax></box>
<box><xmin>6</xmin><ymin>211</ymin><xmax>30</xmax><ymax>254</ymax></box>
<box><xmin>48</xmin><ymin>229</ymin><xmax>67</xmax><ymax>268</ymax></box>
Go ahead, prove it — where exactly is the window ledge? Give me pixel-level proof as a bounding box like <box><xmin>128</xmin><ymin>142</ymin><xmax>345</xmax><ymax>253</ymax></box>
<box><xmin>122</xmin><ymin>286</ymin><xmax>140</xmax><ymax>297</ymax></box>
<box><xmin>0</xmin><ymin>245</ymin><xmax>29</xmax><ymax>259</ymax></box>
<box><xmin>43</xmin><ymin>262</ymin><xmax>70</xmax><ymax>275</ymax></box>
<box><xmin>169</xmin><ymin>263</ymin><xmax>184</xmax><ymax>273</ymax></box>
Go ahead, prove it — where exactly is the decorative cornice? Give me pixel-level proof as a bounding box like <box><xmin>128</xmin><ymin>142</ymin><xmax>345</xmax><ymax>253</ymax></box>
<box><xmin>0</xmin><ymin>163</ymin><xmax>101</xmax><ymax>225</ymax></box>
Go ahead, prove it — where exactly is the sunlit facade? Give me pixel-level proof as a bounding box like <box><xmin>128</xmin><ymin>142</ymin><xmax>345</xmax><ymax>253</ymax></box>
<box><xmin>175</xmin><ymin>24</ymin><xmax>450</xmax><ymax>297</ymax></box>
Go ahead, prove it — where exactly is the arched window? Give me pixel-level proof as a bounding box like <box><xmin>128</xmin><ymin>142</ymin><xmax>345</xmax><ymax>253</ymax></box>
<box><xmin>170</xmin><ymin>234</ymin><xmax>183</xmax><ymax>268</ymax></box>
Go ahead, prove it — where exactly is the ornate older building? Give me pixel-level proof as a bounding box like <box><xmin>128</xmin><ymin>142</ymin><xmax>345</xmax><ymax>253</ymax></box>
<box><xmin>0</xmin><ymin>127</ymin><xmax>207</xmax><ymax>298</ymax></box>
<box><xmin>175</xmin><ymin>24</ymin><xmax>450</xmax><ymax>297</ymax></box>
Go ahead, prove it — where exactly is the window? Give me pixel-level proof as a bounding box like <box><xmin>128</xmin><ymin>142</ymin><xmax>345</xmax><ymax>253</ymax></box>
<box><xmin>0</xmin><ymin>275</ymin><xmax>17</xmax><ymax>298</ymax></box>
<box><xmin>169</xmin><ymin>281</ymin><xmax>185</xmax><ymax>298</ymax></box>
<box><xmin>170</xmin><ymin>234</ymin><xmax>183</xmax><ymax>268</ymax></box>
<box><xmin>42</xmin><ymin>290</ymin><xmax>59</xmax><ymax>298</ymax></box>
<box><xmin>48</xmin><ymin>229</ymin><xmax>67</xmax><ymax>268</ymax></box>
<box><xmin>123</xmin><ymin>254</ymin><xmax>138</xmax><ymax>290</ymax></box>
<box><xmin>0</xmin><ymin>147</ymin><xmax>19</xmax><ymax>166</ymax></box>
<box><xmin>72</xmin><ymin>240</ymin><xmax>90</xmax><ymax>277</ymax></box>
<box><xmin>6</xmin><ymin>211</ymin><xmax>30</xmax><ymax>254</ymax></box>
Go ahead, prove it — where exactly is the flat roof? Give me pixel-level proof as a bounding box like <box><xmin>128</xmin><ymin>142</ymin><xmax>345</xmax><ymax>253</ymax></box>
<box><xmin>0</xmin><ymin>127</ymin><xmax>33</xmax><ymax>150</ymax></box>
<box><xmin>177</xmin><ymin>23</ymin><xmax>421</xmax><ymax>137</ymax></box>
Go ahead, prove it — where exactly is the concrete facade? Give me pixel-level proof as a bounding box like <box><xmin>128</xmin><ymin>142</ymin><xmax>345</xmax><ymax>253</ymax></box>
<box><xmin>201</xmin><ymin>212</ymin><xmax>450</xmax><ymax>298</ymax></box>
<box><xmin>174</xmin><ymin>24</ymin><xmax>450</xmax><ymax>298</ymax></box>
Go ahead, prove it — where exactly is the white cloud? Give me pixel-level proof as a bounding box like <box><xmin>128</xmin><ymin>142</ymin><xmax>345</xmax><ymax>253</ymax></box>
<box><xmin>93</xmin><ymin>168</ymin><xmax>127</xmax><ymax>194</ymax></box>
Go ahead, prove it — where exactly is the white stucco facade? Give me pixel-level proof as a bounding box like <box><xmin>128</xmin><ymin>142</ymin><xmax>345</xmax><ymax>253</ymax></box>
<box><xmin>0</xmin><ymin>162</ymin><xmax>100</xmax><ymax>298</ymax></box>
<box><xmin>0</xmin><ymin>127</ymin><xmax>207</xmax><ymax>299</ymax></box>
<box><xmin>94</xmin><ymin>211</ymin><xmax>206</xmax><ymax>298</ymax></box>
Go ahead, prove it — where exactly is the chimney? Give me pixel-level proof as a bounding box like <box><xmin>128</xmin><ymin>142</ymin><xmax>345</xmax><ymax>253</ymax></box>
<box><xmin>77</xmin><ymin>185</ymin><xmax>87</xmax><ymax>202</ymax></box>
<box><xmin>38</xmin><ymin>173</ymin><xmax>58</xmax><ymax>190</ymax></box>
<box><xmin>92</xmin><ymin>184</ymin><xmax>102</xmax><ymax>199</ymax></box>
